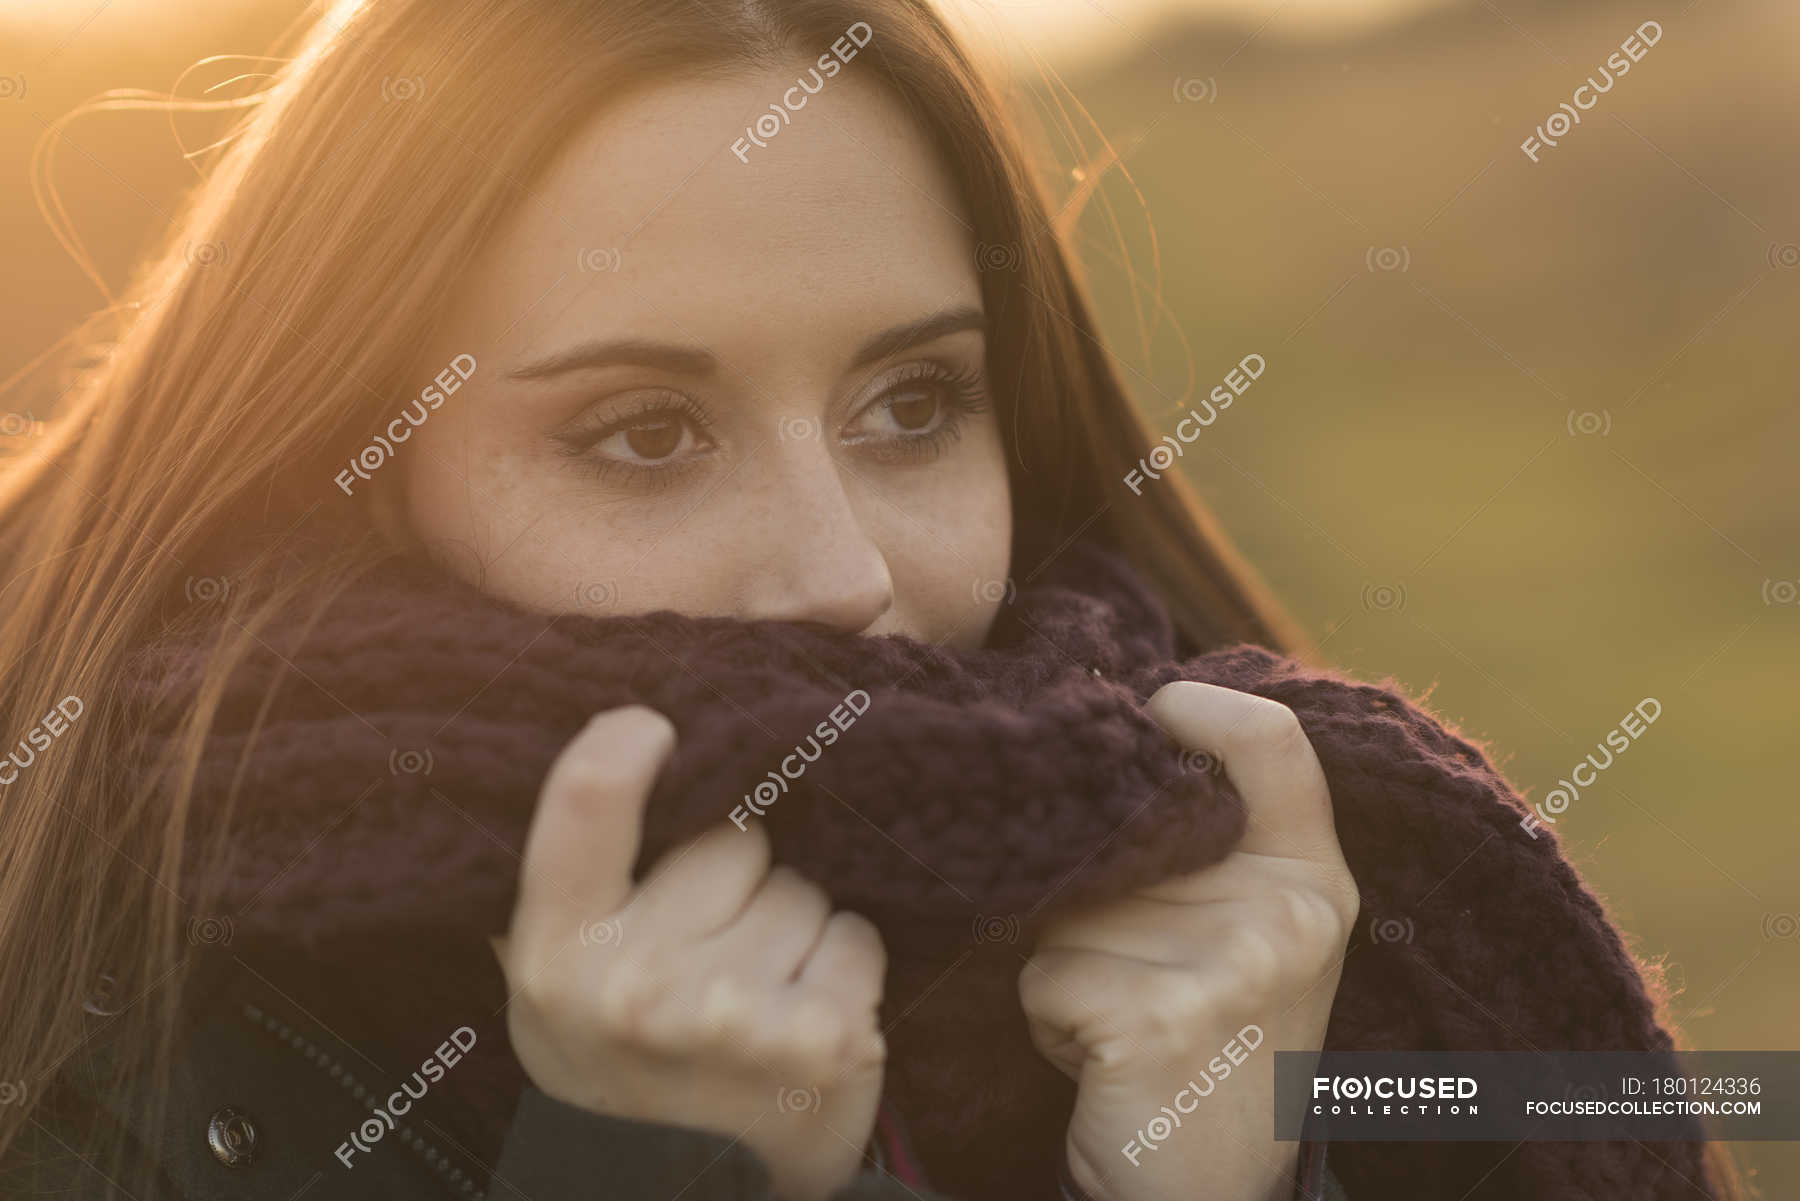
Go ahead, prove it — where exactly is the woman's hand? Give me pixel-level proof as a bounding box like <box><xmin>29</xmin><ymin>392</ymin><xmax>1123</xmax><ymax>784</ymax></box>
<box><xmin>493</xmin><ymin>705</ymin><xmax>889</xmax><ymax>1201</ymax></box>
<box><xmin>1018</xmin><ymin>682</ymin><xmax>1360</xmax><ymax>1201</ymax></box>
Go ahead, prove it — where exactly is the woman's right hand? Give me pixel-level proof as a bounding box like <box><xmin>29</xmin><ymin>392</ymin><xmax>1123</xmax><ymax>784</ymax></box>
<box><xmin>492</xmin><ymin>705</ymin><xmax>889</xmax><ymax>1201</ymax></box>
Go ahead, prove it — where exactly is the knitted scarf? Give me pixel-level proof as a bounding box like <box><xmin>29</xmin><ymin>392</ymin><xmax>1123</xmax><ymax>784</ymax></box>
<box><xmin>120</xmin><ymin>533</ymin><xmax>1715</xmax><ymax>1201</ymax></box>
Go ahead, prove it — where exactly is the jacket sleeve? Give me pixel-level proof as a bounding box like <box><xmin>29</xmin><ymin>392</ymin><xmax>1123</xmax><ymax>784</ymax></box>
<box><xmin>488</xmin><ymin>1085</ymin><xmax>963</xmax><ymax>1201</ymax></box>
<box><xmin>1053</xmin><ymin>1140</ymin><xmax>1353</xmax><ymax>1201</ymax></box>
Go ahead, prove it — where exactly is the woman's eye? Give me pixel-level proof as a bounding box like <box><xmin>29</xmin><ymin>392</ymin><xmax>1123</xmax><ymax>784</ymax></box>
<box><xmin>871</xmin><ymin>387</ymin><xmax>944</xmax><ymax>435</ymax></box>
<box><xmin>550</xmin><ymin>392</ymin><xmax>716</xmax><ymax>489</ymax></box>
<box><xmin>600</xmin><ymin>415</ymin><xmax>690</xmax><ymax>462</ymax></box>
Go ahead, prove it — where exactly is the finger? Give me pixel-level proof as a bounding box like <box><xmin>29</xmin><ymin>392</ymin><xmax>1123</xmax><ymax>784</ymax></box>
<box><xmin>795</xmin><ymin>911</ymin><xmax>887</xmax><ymax>1041</ymax></box>
<box><xmin>1145</xmin><ymin>680</ymin><xmax>1338</xmax><ymax>863</ymax></box>
<box><xmin>510</xmin><ymin>705</ymin><xmax>674</xmax><ymax>968</ymax></box>
<box><xmin>701</xmin><ymin>864</ymin><xmax>831</xmax><ymax>983</ymax></box>
<box><xmin>628</xmin><ymin>819</ymin><xmax>773</xmax><ymax>939</ymax></box>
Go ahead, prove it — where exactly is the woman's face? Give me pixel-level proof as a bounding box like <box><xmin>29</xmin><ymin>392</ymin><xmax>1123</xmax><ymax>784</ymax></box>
<box><xmin>395</xmin><ymin>64</ymin><xmax>1012</xmax><ymax>650</ymax></box>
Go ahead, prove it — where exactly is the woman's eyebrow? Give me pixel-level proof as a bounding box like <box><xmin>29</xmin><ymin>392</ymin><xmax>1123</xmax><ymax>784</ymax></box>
<box><xmin>503</xmin><ymin>305</ymin><xmax>986</xmax><ymax>382</ymax></box>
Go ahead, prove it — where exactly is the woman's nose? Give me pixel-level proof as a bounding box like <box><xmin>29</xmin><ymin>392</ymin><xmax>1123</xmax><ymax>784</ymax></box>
<box><xmin>735</xmin><ymin>446</ymin><xmax>894</xmax><ymax>634</ymax></box>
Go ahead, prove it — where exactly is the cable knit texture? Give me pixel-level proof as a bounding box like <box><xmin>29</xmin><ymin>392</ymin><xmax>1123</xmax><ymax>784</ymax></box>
<box><xmin>121</xmin><ymin>534</ymin><xmax>1715</xmax><ymax>1201</ymax></box>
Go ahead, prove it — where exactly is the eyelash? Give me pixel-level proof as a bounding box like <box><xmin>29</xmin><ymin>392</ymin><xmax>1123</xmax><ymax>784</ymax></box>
<box><xmin>551</xmin><ymin>361</ymin><xmax>991</xmax><ymax>492</ymax></box>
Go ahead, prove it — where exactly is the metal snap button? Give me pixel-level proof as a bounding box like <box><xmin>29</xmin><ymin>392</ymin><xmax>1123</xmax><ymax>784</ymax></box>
<box><xmin>206</xmin><ymin>1107</ymin><xmax>258</xmax><ymax>1166</ymax></box>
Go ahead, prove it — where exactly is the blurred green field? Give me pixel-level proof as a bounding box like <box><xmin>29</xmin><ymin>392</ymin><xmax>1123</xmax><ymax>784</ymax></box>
<box><xmin>1045</xmin><ymin>0</ymin><xmax>1798</xmax><ymax>1191</ymax></box>
<box><xmin>3</xmin><ymin>0</ymin><xmax>1794</xmax><ymax>1192</ymax></box>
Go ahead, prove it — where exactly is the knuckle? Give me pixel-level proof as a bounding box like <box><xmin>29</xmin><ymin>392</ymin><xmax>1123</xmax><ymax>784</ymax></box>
<box><xmin>1140</xmin><ymin>973</ymin><xmax>1214</xmax><ymax>1052</ymax></box>
<box><xmin>1275</xmin><ymin>885</ymin><xmax>1345</xmax><ymax>958</ymax></box>
<box><xmin>1236</xmin><ymin>698</ymin><xmax>1306</xmax><ymax>751</ymax></box>
<box><xmin>1223</xmin><ymin>923</ymin><xmax>1285</xmax><ymax>996</ymax></box>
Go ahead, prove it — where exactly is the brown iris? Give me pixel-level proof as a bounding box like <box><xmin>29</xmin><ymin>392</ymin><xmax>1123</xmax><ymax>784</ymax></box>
<box><xmin>624</xmin><ymin>418</ymin><xmax>682</xmax><ymax>459</ymax></box>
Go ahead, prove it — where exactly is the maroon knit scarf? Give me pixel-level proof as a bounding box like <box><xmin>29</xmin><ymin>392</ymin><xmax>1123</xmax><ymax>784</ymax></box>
<box><xmin>121</xmin><ymin>535</ymin><xmax>1715</xmax><ymax>1201</ymax></box>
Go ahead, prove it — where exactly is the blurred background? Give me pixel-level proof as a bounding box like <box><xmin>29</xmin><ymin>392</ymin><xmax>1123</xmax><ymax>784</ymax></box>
<box><xmin>2</xmin><ymin>0</ymin><xmax>1794</xmax><ymax>1192</ymax></box>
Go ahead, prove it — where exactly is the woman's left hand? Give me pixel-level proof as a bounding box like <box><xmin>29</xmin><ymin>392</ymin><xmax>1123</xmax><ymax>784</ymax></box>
<box><xmin>1018</xmin><ymin>681</ymin><xmax>1361</xmax><ymax>1201</ymax></box>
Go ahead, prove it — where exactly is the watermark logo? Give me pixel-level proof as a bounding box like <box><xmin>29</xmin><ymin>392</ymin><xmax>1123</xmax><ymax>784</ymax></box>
<box><xmin>577</xmin><ymin>247</ymin><xmax>622</xmax><ymax>273</ymax></box>
<box><xmin>972</xmin><ymin>914</ymin><xmax>1021</xmax><ymax>944</ymax></box>
<box><xmin>971</xmin><ymin>577</ymin><xmax>1016</xmax><ymax>605</ymax></box>
<box><xmin>977</xmin><ymin>241</ymin><xmax>1020</xmax><ymax>271</ymax></box>
<box><xmin>389</xmin><ymin>747</ymin><xmax>433</xmax><ymax>776</ymax></box>
<box><xmin>381</xmin><ymin>76</ymin><xmax>424</xmax><ymax>102</ymax></box>
<box><xmin>777</xmin><ymin>415</ymin><xmax>822</xmax><ymax>441</ymax></box>
<box><xmin>1567</xmin><ymin>409</ymin><xmax>1612</xmax><ymax>436</ymax></box>
<box><xmin>0</xmin><ymin>1081</ymin><xmax>25</xmax><ymax>1105</ymax></box>
<box><xmin>335</xmin><ymin>353</ymin><xmax>476</xmax><ymax>495</ymax></box>
<box><xmin>776</xmin><ymin>1086</ymin><xmax>821</xmax><ymax>1113</ymax></box>
<box><xmin>1762</xmin><ymin>913</ymin><xmax>1799</xmax><ymax>941</ymax></box>
<box><xmin>0</xmin><ymin>75</ymin><xmax>26</xmax><ymax>100</ymax></box>
<box><xmin>1368</xmin><ymin>915</ymin><xmax>1415</xmax><ymax>945</ymax></box>
<box><xmin>729</xmin><ymin>689</ymin><xmax>872</xmax><ymax>829</ymax></box>
<box><xmin>0</xmin><ymin>410</ymin><xmax>43</xmax><ymax>438</ymax></box>
<box><xmin>1172</xmin><ymin>76</ymin><xmax>1217</xmax><ymax>104</ymax></box>
<box><xmin>1124</xmin><ymin>353</ymin><xmax>1265</xmax><ymax>495</ymax></box>
<box><xmin>1</xmin><ymin>696</ymin><xmax>83</xmax><ymax>787</ymax></box>
<box><xmin>1762</xmin><ymin>579</ymin><xmax>1798</xmax><ymax>606</ymax></box>
<box><xmin>188</xmin><ymin>916</ymin><xmax>235</xmax><ymax>946</ymax></box>
<box><xmin>574</xmin><ymin>580</ymin><xmax>620</xmax><ymax>610</ymax></box>
<box><xmin>1521</xmin><ymin>21</ymin><xmax>1663</xmax><ymax>162</ymax></box>
<box><xmin>1767</xmin><ymin>244</ymin><xmax>1800</xmax><ymax>271</ymax></box>
<box><xmin>1366</xmin><ymin>246</ymin><xmax>1410</xmax><ymax>273</ymax></box>
<box><xmin>1122</xmin><ymin>1024</ymin><xmax>1263</xmax><ymax>1164</ymax></box>
<box><xmin>1361</xmin><ymin>582</ymin><xmax>1406</xmax><ymax>613</ymax></box>
<box><xmin>1520</xmin><ymin>697</ymin><xmax>1662</xmax><ymax>837</ymax></box>
<box><xmin>580</xmin><ymin>918</ymin><xmax>624</xmax><ymax>947</ymax></box>
<box><xmin>732</xmin><ymin>22</ymin><xmax>873</xmax><ymax>163</ymax></box>
<box><xmin>185</xmin><ymin>575</ymin><xmax>232</xmax><ymax>605</ymax></box>
<box><xmin>335</xmin><ymin>1026</ymin><xmax>477</xmax><ymax>1168</ymax></box>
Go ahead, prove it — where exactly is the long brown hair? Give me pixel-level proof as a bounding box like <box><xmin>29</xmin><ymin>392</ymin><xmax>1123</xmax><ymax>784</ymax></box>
<box><xmin>13</xmin><ymin>0</ymin><xmax>1717</xmax><ymax>1196</ymax></box>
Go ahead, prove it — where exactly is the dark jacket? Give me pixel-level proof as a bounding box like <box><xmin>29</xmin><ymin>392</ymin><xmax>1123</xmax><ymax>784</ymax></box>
<box><xmin>0</xmin><ymin>952</ymin><xmax>1349</xmax><ymax>1201</ymax></box>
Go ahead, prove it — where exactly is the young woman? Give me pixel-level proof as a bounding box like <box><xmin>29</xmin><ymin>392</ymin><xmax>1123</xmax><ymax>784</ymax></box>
<box><xmin>0</xmin><ymin>1</ymin><xmax>1741</xmax><ymax>1200</ymax></box>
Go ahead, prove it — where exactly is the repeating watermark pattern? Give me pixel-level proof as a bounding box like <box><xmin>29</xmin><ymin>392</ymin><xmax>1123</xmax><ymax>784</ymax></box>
<box><xmin>1366</xmin><ymin>246</ymin><xmax>1410</xmax><ymax>273</ymax></box>
<box><xmin>1121</xmin><ymin>1024</ymin><xmax>1264</xmax><ymax>1165</ymax></box>
<box><xmin>577</xmin><ymin>247</ymin><xmax>622</xmax><ymax>273</ymax></box>
<box><xmin>1761</xmin><ymin>578</ymin><xmax>1798</xmax><ymax>606</ymax></box>
<box><xmin>777</xmin><ymin>415</ymin><xmax>822</xmax><ymax>441</ymax></box>
<box><xmin>1762</xmin><ymin>912</ymin><xmax>1798</xmax><ymax>941</ymax></box>
<box><xmin>1767</xmin><ymin>244</ymin><xmax>1800</xmax><ymax>270</ymax></box>
<box><xmin>1124</xmin><ymin>354</ymin><xmax>1266</xmax><ymax>495</ymax></box>
<box><xmin>1</xmin><ymin>696</ymin><xmax>83</xmax><ymax>787</ymax></box>
<box><xmin>971</xmin><ymin>576</ymin><xmax>1016</xmax><ymax>605</ymax></box>
<box><xmin>389</xmin><ymin>747</ymin><xmax>433</xmax><ymax>776</ymax></box>
<box><xmin>0</xmin><ymin>1080</ymin><xmax>24</xmax><ymax>1105</ymax></box>
<box><xmin>187</xmin><ymin>915</ymin><xmax>234</xmax><ymax>946</ymax></box>
<box><xmin>335</xmin><ymin>353</ymin><xmax>476</xmax><ymax>495</ymax></box>
<box><xmin>1520</xmin><ymin>697</ymin><xmax>1662</xmax><ymax>838</ymax></box>
<box><xmin>731</xmin><ymin>22</ymin><xmax>873</xmax><ymax>163</ymax></box>
<box><xmin>574</xmin><ymin>580</ymin><xmax>621</xmax><ymax>610</ymax></box>
<box><xmin>0</xmin><ymin>74</ymin><xmax>25</xmax><ymax>100</ymax></box>
<box><xmin>381</xmin><ymin>75</ymin><xmax>423</xmax><ymax>102</ymax></box>
<box><xmin>977</xmin><ymin>241</ymin><xmax>1020</xmax><ymax>271</ymax></box>
<box><xmin>1521</xmin><ymin>21</ymin><xmax>1664</xmax><ymax>163</ymax></box>
<box><xmin>728</xmin><ymin>689</ymin><xmax>872</xmax><ymax>829</ymax></box>
<box><xmin>1369</xmin><ymin>914</ymin><xmax>1415</xmax><ymax>945</ymax></box>
<box><xmin>1172</xmin><ymin>76</ymin><xmax>1217</xmax><ymax>104</ymax></box>
<box><xmin>972</xmin><ymin>914</ymin><xmax>1021</xmax><ymax>944</ymax></box>
<box><xmin>580</xmin><ymin>917</ymin><xmax>623</xmax><ymax>947</ymax></box>
<box><xmin>775</xmin><ymin>1085</ymin><xmax>820</xmax><ymax>1113</ymax></box>
<box><xmin>1567</xmin><ymin>409</ymin><xmax>1612</xmax><ymax>436</ymax></box>
<box><xmin>1362</xmin><ymin>582</ymin><xmax>1406</xmax><ymax>613</ymax></box>
<box><xmin>335</xmin><ymin>1025</ymin><xmax>477</xmax><ymax>1168</ymax></box>
<box><xmin>0</xmin><ymin>411</ymin><xmax>44</xmax><ymax>438</ymax></box>
<box><xmin>185</xmin><ymin>575</ymin><xmax>232</xmax><ymax>605</ymax></box>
